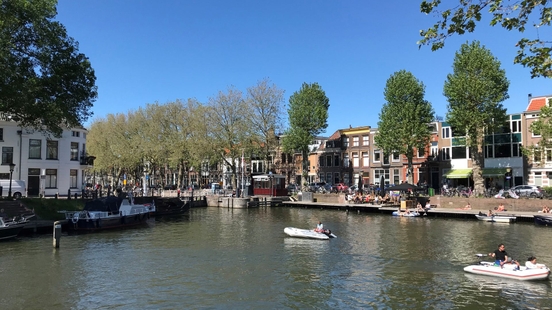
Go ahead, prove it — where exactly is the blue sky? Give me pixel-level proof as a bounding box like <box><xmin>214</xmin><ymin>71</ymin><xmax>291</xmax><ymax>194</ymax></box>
<box><xmin>56</xmin><ymin>0</ymin><xmax>551</xmax><ymax>136</ymax></box>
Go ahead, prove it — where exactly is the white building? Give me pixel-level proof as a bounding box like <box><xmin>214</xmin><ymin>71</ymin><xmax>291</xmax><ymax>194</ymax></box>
<box><xmin>0</xmin><ymin>117</ymin><xmax>92</xmax><ymax>197</ymax></box>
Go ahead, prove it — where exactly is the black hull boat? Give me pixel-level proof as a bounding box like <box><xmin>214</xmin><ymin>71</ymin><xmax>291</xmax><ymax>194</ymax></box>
<box><xmin>534</xmin><ymin>215</ymin><xmax>552</xmax><ymax>226</ymax></box>
<box><xmin>0</xmin><ymin>217</ymin><xmax>27</xmax><ymax>241</ymax></box>
<box><xmin>64</xmin><ymin>194</ymin><xmax>155</xmax><ymax>232</ymax></box>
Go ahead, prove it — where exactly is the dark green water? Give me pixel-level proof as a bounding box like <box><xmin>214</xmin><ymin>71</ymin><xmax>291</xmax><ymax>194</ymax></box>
<box><xmin>1</xmin><ymin>207</ymin><xmax>551</xmax><ymax>309</ymax></box>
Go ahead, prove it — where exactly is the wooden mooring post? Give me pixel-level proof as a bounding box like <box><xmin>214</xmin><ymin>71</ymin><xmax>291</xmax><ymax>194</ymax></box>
<box><xmin>53</xmin><ymin>220</ymin><xmax>62</xmax><ymax>248</ymax></box>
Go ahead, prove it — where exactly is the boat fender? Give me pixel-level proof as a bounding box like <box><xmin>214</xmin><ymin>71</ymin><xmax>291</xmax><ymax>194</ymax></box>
<box><xmin>72</xmin><ymin>213</ymin><xmax>79</xmax><ymax>224</ymax></box>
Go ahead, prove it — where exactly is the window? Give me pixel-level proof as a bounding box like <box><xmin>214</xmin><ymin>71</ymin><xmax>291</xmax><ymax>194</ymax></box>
<box><xmin>534</xmin><ymin>149</ymin><xmax>542</xmax><ymax>163</ymax></box>
<box><xmin>72</xmin><ymin>131</ymin><xmax>80</xmax><ymax>137</ymax></box>
<box><xmin>319</xmin><ymin>173</ymin><xmax>325</xmax><ymax>183</ymax></box>
<box><xmin>441</xmin><ymin>147</ymin><xmax>450</xmax><ymax>160</ymax></box>
<box><xmin>334</xmin><ymin>154</ymin><xmax>340</xmax><ymax>166</ymax></box>
<box><xmin>362</xmin><ymin>135</ymin><xmax>369</xmax><ymax>146</ymax></box>
<box><xmin>362</xmin><ymin>152</ymin><xmax>369</xmax><ymax>167</ymax></box>
<box><xmin>319</xmin><ymin>157</ymin><xmax>325</xmax><ymax>167</ymax></box>
<box><xmin>511</xmin><ymin>120</ymin><xmax>521</xmax><ymax>133</ymax></box>
<box><xmin>374</xmin><ymin>169</ymin><xmax>390</xmax><ymax>185</ymax></box>
<box><xmin>343</xmin><ymin>153</ymin><xmax>349</xmax><ymax>167</ymax></box>
<box><xmin>352</xmin><ymin>152</ymin><xmax>359</xmax><ymax>167</ymax></box>
<box><xmin>2</xmin><ymin>147</ymin><xmax>13</xmax><ymax>165</ymax></box>
<box><xmin>29</xmin><ymin>139</ymin><xmax>41</xmax><ymax>159</ymax></box>
<box><xmin>70</xmin><ymin>169</ymin><xmax>78</xmax><ymax>188</ymax></box>
<box><xmin>417</xmin><ymin>148</ymin><xmax>425</xmax><ymax>158</ymax></box>
<box><xmin>442</xmin><ymin>127</ymin><xmax>450</xmax><ymax>138</ymax></box>
<box><xmin>326</xmin><ymin>173</ymin><xmax>332</xmax><ymax>184</ymax></box>
<box><xmin>451</xmin><ymin>146</ymin><xmax>467</xmax><ymax>159</ymax></box>
<box><xmin>343</xmin><ymin>137</ymin><xmax>349</xmax><ymax>148</ymax></box>
<box><xmin>343</xmin><ymin>173</ymin><xmax>349</xmax><ymax>185</ymax></box>
<box><xmin>485</xmin><ymin>145</ymin><xmax>494</xmax><ymax>158</ymax></box>
<box><xmin>547</xmin><ymin>149</ymin><xmax>552</xmax><ymax>162</ymax></box>
<box><xmin>326</xmin><ymin>155</ymin><xmax>332</xmax><ymax>167</ymax></box>
<box><xmin>45</xmin><ymin>169</ymin><xmax>57</xmax><ymax>188</ymax></box>
<box><xmin>383</xmin><ymin>154</ymin><xmax>390</xmax><ymax>165</ymax></box>
<box><xmin>374</xmin><ymin>150</ymin><xmax>381</xmax><ymax>162</ymax></box>
<box><xmin>353</xmin><ymin>136</ymin><xmax>359</xmax><ymax>147</ymax></box>
<box><xmin>334</xmin><ymin>172</ymin><xmax>340</xmax><ymax>184</ymax></box>
<box><xmin>392</xmin><ymin>152</ymin><xmax>400</xmax><ymax>162</ymax></box>
<box><xmin>393</xmin><ymin>169</ymin><xmax>400</xmax><ymax>185</ymax></box>
<box><xmin>430</xmin><ymin>142</ymin><xmax>438</xmax><ymax>158</ymax></box>
<box><xmin>47</xmin><ymin>140</ymin><xmax>58</xmax><ymax>160</ymax></box>
<box><xmin>512</xmin><ymin>143</ymin><xmax>522</xmax><ymax>157</ymax></box>
<box><xmin>495</xmin><ymin>144</ymin><xmax>512</xmax><ymax>158</ymax></box>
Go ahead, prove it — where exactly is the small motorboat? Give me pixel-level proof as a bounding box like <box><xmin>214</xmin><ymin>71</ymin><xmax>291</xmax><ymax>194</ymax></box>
<box><xmin>534</xmin><ymin>214</ymin><xmax>552</xmax><ymax>226</ymax></box>
<box><xmin>284</xmin><ymin>227</ymin><xmax>337</xmax><ymax>240</ymax></box>
<box><xmin>475</xmin><ymin>214</ymin><xmax>516</xmax><ymax>223</ymax></box>
<box><xmin>464</xmin><ymin>261</ymin><xmax>550</xmax><ymax>281</ymax></box>
<box><xmin>0</xmin><ymin>216</ymin><xmax>28</xmax><ymax>241</ymax></box>
<box><xmin>392</xmin><ymin>210</ymin><xmax>421</xmax><ymax>217</ymax></box>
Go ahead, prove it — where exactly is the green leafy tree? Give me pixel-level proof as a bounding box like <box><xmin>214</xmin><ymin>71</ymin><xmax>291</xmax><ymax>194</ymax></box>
<box><xmin>282</xmin><ymin>83</ymin><xmax>330</xmax><ymax>187</ymax></box>
<box><xmin>443</xmin><ymin>41</ymin><xmax>509</xmax><ymax>194</ymax></box>
<box><xmin>375</xmin><ymin>70</ymin><xmax>435</xmax><ymax>184</ymax></box>
<box><xmin>0</xmin><ymin>0</ymin><xmax>97</xmax><ymax>136</ymax></box>
<box><xmin>419</xmin><ymin>0</ymin><xmax>552</xmax><ymax>78</ymax></box>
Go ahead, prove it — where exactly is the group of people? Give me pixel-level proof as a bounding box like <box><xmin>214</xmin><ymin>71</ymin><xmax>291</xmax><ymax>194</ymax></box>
<box><xmin>489</xmin><ymin>243</ymin><xmax>547</xmax><ymax>270</ymax></box>
<box><xmin>347</xmin><ymin>192</ymin><xmax>391</xmax><ymax>204</ymax></box>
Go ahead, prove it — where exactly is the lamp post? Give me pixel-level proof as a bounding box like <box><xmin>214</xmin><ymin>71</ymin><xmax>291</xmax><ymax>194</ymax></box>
<box><xmin>8</xmin><ymin>163</ymin><xmax>15</xmax><ymax>198</ymax></box>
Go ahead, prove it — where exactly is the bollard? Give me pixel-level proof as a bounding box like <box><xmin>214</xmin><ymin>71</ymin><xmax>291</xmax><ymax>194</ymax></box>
<box><xmin>74</xmin><ymin>193</ymin><xmax>78</xmax><ymax>200</ymax></box>
<box><xmin>55</xmin><ymin>192</ymin><xmax>59</xmax><ymax>199</ymax></box>
<box><xmin>53</xmin><ymin>221</ymin><xmax>62</xmax><ymax>248</ymax></box>
<box><xmin>67</xmin><ymin>189</ymin><xmax>71</xmax><ymax>199</ymax></box>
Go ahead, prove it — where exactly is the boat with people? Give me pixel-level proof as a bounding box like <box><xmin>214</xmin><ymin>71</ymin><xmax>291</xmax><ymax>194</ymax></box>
<box><xmin>464</xmin><ymin>256</ymin><xmax>550</xmax><ymax>281</ymax></box>
<box><xmin>392</xmin><ymin>210</ymin><xmax>421</xmax><ymax>217</ymax></box>
<box><xmin>283</xmin><ymin>227</ymin><xmax>337</xmax><ymax>240</ymax></box>
<box><xmin>475</xmin><ymin>214</ymin><xmax>516</xmax><ymax>223</ymax></box>
<box><xmin>534</xmin><ymin>214</ymin><xmax>552</xmax><ymax>226</ymax></box>
<box><xmin>63</xmin><ymin>192</ymin><xmax>155</xmax><ymax>232</ymax></box>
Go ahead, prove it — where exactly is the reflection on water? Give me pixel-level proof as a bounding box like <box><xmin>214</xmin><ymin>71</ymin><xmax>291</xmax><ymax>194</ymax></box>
<box><xmin>1</xmin><ymin>208</ymin><xmax>551</xmax><ymax>309</ymax></box>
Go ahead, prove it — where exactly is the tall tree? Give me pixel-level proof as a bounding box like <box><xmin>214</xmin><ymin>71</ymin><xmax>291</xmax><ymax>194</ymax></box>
<box><xmin>443</xmin><ymin>41</ymin><xmax>509</xmax><ymax>194</ymax></box>
<box><xmin>375</xmin><ymin>70</ymin><xmax>435</xmax><ymax>184</ymax></box>
<box><xmin>0</xmin><ymin>0</ymin><xmax>97</xmax><ymax>136</ymax></box>
<box><xmin>419</xmin><ymin>0</ymin><xmax>552</xmax><ymax>78</ymax></box>
<box><xmin>205</xmin><ymin>87</ymin><xmax>250</xmax><ymax>189</ymax></box>
<box><xmin>246</xmin><ymin>78</ymin><xmax>285</xmax><ymax>173</ymax></box>
<box><xmin>282</xmin><ymin>82</ymin><xmax>330</xmax><ymax>188</ymax></box>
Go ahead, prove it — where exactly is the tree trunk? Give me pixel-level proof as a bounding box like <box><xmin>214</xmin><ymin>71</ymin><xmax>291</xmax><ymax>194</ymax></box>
<box><xmin>471</xmin><ymin>135</ymin><xmax>486</xmax><ymax>195</ymax></box>
<box><xmin>407</xmin><ymin>156</ymin><xmax>414</xmax><ymax>184</ymax></box>
<box><xmin>301</xmin><ymin>149</ymin><xmax>308</xmax><ymax>189</ymax></box>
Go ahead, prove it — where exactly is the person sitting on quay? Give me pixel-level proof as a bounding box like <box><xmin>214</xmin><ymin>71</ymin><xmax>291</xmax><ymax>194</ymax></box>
<box><xmin>416</xmin><ymin>202</ymin><xmax>424</xmax><ymax>212</ymax></box>
<box><xmin>487</xmin><ymin>209</ymin><xmax>494</xmax><ymax>217</ymax></box>
<box><xmin>496</xmin><ymin>203</ymin><xmax>506</xmax><ymax>212</ymax></box>
<box><xmin>540</xmin><ymin>206</ymin><xmax>550</xmax><ymax>213</ymax></box>
<box><xmin>424</xmin><ymin>201</ymin><xmax>431</xmax><ymax>210</ymax></box>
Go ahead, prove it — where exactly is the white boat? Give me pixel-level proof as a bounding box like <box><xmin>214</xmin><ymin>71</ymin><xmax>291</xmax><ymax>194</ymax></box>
<box><xmin>392</xmin><ymin>211</ymin><xmax>421</xmax><ymax>217</ymax></box>
<box><xmin>283</xmin><ymin>227</ymin><xmax>337</xmax><ymax>240</ymax></box>
<box><xmin>475</xmin><ymin>214</ymin><xmax>516</xmax><ymax>223</ymax></box>
<box><xmin>464</xmin><ymin>261</ymin><xmax>550</xmax><ymax>281</ymax></box>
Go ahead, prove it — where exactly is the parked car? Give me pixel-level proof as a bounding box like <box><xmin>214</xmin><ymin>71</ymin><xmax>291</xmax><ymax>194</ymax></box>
<box><xmin>511</xmin><ymin>185</ymin><xmax>543</xmax><ymax>198</ymax></box>
<box><xmin>308</xmin><ymin>182</ymin><xmax>326</xmax><ymax>192</ymax></box>
<box><xmin>332</xmin><ymin>183</ymin><xmax>349</xmax><ymax>193</ymax></box>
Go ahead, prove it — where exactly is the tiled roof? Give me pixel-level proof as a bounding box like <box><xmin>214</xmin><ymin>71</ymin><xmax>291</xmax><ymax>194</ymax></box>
<box><xmin>526</xmin><ymin>97</ymin><xmax>548</xmax><ymax>112</ymax></box>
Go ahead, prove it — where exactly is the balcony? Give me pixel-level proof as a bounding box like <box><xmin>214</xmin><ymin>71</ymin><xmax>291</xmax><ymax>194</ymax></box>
<box><xmin>80</xmin><ymin>152</ymin><xmax>96</xmax><ymax>166</ymax></box>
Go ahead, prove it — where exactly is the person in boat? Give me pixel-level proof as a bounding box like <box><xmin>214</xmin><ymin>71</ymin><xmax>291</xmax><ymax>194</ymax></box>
<box><xmin>315</xmin><ymin>221</ymin><xmax>324</xmax><ymax>232</ymax></box>
<box><xmin>489</xmin><ymin>244</ymin><xmax>520</xmax><ymax>268</ymax></box>
<box><xmin>0</xmin><ymin>208</ymin><xmax>7</xmax><ymax>220</ymax></box>
<box><xmin>400</xmin><ymin>209</ymin><xmax>411</xmax><ymax>216</ymax></box>
<box><xmin>526</xmin><ymin>256</ymin><xmax>546</xmax><ymax>269</ymax></box>
<box><xmin>487</xmin><ymin>209</ymin><xmax>494</xmax><ymax>217</ymax></box>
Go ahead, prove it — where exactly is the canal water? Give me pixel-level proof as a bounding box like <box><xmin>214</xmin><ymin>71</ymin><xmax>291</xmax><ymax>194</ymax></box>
<box><xmin>1</xmin><ymin>207</ymin><xmax>552</xmax><ymax>309</ymax></box>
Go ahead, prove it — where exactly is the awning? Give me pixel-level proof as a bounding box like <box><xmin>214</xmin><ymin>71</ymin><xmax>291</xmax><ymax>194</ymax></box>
<box><xmin>482</xmin><ymin>168</ymin><xmax>508</xmax><ymax>177</ymax></box>
<box><xmin>443</xmin><ymin>169</ymin><xmax>473</xmax><ymax>179</ymax></box>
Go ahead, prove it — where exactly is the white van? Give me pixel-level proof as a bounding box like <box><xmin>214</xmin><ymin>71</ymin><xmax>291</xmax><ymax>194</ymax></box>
<box><xmin>0</xmin><ymin>180</ymin><xmax>26</xmax><ymax>199</ymax></box>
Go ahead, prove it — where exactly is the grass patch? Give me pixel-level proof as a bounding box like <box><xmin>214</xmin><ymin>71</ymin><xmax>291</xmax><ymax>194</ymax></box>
<box><xmin>20</xmin><ymin>198</ymin><xmax>85</xmax><ymax>221</ymax></box>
